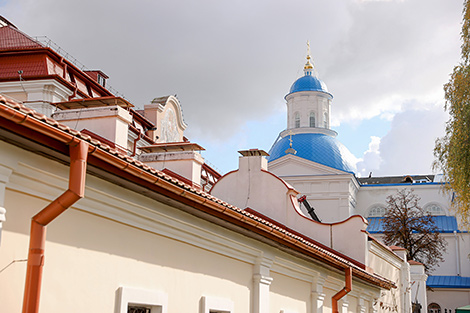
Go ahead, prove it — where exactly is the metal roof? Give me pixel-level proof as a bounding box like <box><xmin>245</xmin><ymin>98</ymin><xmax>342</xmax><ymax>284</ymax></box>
<box><xmin>287</xmin><ymin>74</ymin><xmax>330</xmax><ymax>96</ymax></box>
<box><xmin>367</xmin><ymin>216</ymin><xmax>461</xmax><ymax>233</ymax></box>
<box><xmin>267</xmin><ymin>133</ymin><xmax>356</xmax><ymax>173</ymax></box>
<box><xmin>427</xmin><ymin>275</ymin><xmax>470</xmax><ymax>288</ymax></box>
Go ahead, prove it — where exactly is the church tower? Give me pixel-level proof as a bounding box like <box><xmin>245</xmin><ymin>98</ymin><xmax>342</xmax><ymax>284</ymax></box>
<box><xmin>286</xmin><ymin>45</ymin><xmax>333</xmax><ymax>131</ymax></box>
<box><xmin>268</xmin><ymin>46</ymin><xmax>356</xmax><ymax>174</ymax></box>
<box><xmin>267</xmin><ymin>46</ymin><xmax>359</xmax><ymax>222</ymax></box>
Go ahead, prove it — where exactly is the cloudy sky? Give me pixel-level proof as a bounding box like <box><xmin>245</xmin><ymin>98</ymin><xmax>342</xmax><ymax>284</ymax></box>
<box><xmin>1</xmin><ymin>0</ymin><xmax>463</xmax><ymax>176</ymax></box>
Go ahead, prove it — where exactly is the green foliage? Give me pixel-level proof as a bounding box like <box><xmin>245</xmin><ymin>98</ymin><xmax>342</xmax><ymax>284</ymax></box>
<box><xmin>434</xmin><ymin>0</ymin><xmax>470</xmax><ymax>227</ymax></box>
<box><xmin>382</xmin><ymin>189</ymin><xmax>446</xmax><ymax>273</ymax></box>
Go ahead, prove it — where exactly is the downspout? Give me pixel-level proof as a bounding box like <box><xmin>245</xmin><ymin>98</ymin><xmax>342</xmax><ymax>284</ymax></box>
<box><xmin>131</xmin><ymin>131</ymin><xmax>142</xmax><ymax>157</ymax></box>
<box><xmin>454</xmin><ymin>230</ymin><xmax>461</xmax><ymax>276</ymax></box>
<box><xmin>332</xmin><ymin>267</ymin><xmax>352</xmax><ymax>313</ymax></box>
<box><xmin>22</xmin><ymin>139</ymin><xmax>88</xmax><ymax>313</ymax></box>
<box><xmin>68</xmin><ymin>83</ymin><xmax>78</xmax><ymax>101</ymax></box>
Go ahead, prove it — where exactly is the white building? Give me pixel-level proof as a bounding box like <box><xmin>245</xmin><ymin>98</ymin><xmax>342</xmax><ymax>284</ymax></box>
<box><xmin>266</xmin><ymin>51</ymin><xmax>470</xmax><ymax>313</ymax></box>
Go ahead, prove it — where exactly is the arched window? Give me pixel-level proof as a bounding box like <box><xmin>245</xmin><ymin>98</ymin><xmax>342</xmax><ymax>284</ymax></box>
<box><xmin>424</xmin><ymin>204</ymin><xmax>445</xmax><ymax>216</ymax></box>
<box><xmin>368</xmin><ymin>206</ymin><xmax>386</xmax><ymax>217</ymax></box>
<box><xmin>428</xmin><ymin>303</ymin><xmax>441</xmax><ymax>313</ymax></box>
<box><xmin>294</xmin><ymin>112</ymin><xmax>300</xmax><ymax>128</ymax></box>
<box><xmin>323</xmin><ymin>112</ymin><xmax>328</xmax><ymax>128</ymax></box>
<box><xmin>309</xmin><ymin>112</ymin><xmax>316</xmax><ymax>127</ymax></box>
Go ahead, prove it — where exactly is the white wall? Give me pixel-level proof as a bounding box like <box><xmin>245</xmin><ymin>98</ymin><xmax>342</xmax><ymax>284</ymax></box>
<box><xmin>0</xmin><ymin>140</ymin><xmax>384</xmax><ymax>313</ymax></box>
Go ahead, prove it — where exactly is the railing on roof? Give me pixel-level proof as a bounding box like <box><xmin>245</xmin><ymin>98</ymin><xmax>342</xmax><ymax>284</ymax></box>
<box><xmin>32</xmin><ymin>36</ymin><xmax>128</xmax><ymax>101</ymax></box>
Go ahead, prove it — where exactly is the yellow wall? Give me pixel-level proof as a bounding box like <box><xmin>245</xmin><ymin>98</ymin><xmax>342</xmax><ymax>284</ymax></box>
<box><xmin>270</xmin><ymin>271</ymin><xmax>310</xmax><ymax>313</ymax></box>
<box><xmin>0</xmin><ymin>140</ymin><xmax>384</xmax><ymax>313</ymax></box>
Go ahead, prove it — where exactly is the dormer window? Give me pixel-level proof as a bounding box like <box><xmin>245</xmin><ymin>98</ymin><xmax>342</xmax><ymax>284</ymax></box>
<box><xmin>84</xmin><ymin>70</ymin><xmax>108</xmax><ymax>88</ymax></box>
<box><xmin>97</xmin><ymin>74</ymin><xmax>106</xmax><ymax>87</ymax></box>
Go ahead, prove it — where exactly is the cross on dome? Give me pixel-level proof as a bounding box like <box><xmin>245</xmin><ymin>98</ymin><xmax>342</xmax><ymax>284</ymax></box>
<box><xmin>304</xmin><ymin>41</ymin><xmax>314</xmax><ymax>75</ymax></box>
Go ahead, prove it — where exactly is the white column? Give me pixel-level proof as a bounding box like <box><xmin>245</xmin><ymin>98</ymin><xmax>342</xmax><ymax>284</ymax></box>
<box><xmin>253</xmin><ymin>257</ymin><xmax>273</xmax><ymax>313</ymax></box>
<box><xmin>310</xmin><ymin>276</ymin><xmax>326</xmax><ymax>313</ymax></box>
<box><xmin>410</xmin><ymin>263</ymin><xmax>428</xmax><ymax>312</ymax></box>
<box><xmin>0</xmin><ymin>165</ymin><xmax>13</xmax><ymax>245</ymax></box>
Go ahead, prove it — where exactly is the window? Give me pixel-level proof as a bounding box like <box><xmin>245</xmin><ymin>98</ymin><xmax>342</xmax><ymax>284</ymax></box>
<box><xmin>323</xmin><ymin>112</ymin><xmax>328</xmax><ymax>128</ymax></box>
<box><xmin>97</xmin><ymin>74</ymin><xmax>106</xmax><ymax>87</ymax></box>
<box><xmin>424</xmin><ymin>204</ymin><xmax>445</xmax><ymax>216</ymax></box>
<box><xmin>428</xmin><ymin>303</ymin><xmax>441</xmax><ymax>313</ymax></box>
<box><xmin>128</xmin><ymin>307</ymin><xmax>151</xmax><ymax>313</ymax></box>
<box><xmin>294</xmin><ymin>112</ymin><xmax>300</xmax><ymax>128</ymax></box>
<box><xmin>369</xmin><ymin>206</ymin><xmax>386</xmax><ymax>217</ymax></box>
<box><xmin>200</xmin><ymin>296</ymin><xmax>233</xmax><ymax>313</ymax></box>
<box><xmin>116</xmin><ymin>287</ymin><xmax>167</xmax><ymax>313</ymax></box>
<box><xmin>309</xmin><ymin>112</ymin><xmax>315</xmax><ymax>127</ymax></box>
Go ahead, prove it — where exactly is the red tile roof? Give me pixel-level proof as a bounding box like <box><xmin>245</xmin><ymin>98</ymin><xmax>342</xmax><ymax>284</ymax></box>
<box><xmin>0</xmin><ymin>25</ymin><xmax>42</xmax><ymax>50</ymax></box>
<box><xmin>0</xmin><ymin>54</ymin><xmax>48</xmax><ymax>78</ymax></box>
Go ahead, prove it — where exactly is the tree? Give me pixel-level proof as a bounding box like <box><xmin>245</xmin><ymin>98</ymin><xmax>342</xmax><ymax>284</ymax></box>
<box><xmin>434</xmin><ymin>0</ymin><xmax>470</xmax><ymax>227</ymax></box>
<box><xmin>382</xmin><ymin>189</ymin><xmax>447</xmax><ymax>273</ymax></box>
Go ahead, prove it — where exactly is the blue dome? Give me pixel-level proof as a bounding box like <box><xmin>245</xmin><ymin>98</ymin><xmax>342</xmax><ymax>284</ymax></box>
<box><xmin>267</xmin><ymin>133</ymin><xmax>356</xmax><ymax>173</ymax></box>
<box><xmin>288</xmin><ymin>74</ymin><xmax>330</xmax><ymax>95</ymax></box>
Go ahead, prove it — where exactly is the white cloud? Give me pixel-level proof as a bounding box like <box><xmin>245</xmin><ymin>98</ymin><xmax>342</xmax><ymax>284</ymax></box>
<box><xmin>357</xmin><ymin>102</ymin><xmax>448</xmax><ymax>176</ymax></box>
<box><xmin>356</xmin><ymin>136</ymin><xmax>382</xmax><ymax>177</ymax></box>
<box><xmin>1</xmin><ymin>0</ymin><xmax>462</xmax><ymax>174</ymax></box>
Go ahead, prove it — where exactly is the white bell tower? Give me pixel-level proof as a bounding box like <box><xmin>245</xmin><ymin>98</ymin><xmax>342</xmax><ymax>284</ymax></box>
<box><xmin>285</xmin><ymin>42</ymin><xmax>333</xmax><ymax>132</ymax></box>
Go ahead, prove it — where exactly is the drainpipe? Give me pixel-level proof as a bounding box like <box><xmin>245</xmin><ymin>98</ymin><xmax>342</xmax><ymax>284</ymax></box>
<box><xmin>332</xmin><ymin>267</ymin><xmax>352</xmax><ymax>313</ymax></box>
<box><xmin>454</xmin><ymin>230</ymin><xmax>461</xmax><ymax>276</ymax></box>
<box><xmin>131</xmin><ymin>131</ymin><xmax>142</xmax><ymax>157</ymax></box>
<box><xmin>68</xmin><ymin>83</ymin><xmax>78</xmax><ymax>101</ymax></box>
<box><xmin>22</xmin><ymin>139</ymin><xmax>88</xmax><ymax>313</ymax></box>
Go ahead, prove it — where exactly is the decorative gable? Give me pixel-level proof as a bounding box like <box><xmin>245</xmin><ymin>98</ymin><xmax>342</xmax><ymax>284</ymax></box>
<box><xmin>143</xmin><ymin>95</ymin><xmax>187</xmax><ymax>143</ymax></box>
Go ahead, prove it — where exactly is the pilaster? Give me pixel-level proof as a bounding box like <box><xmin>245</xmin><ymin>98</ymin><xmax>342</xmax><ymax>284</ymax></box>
<box><xmin>310</xmin><ymin>275</ymin><xmax>326</xmax><ymax>313</ymax></box>
<box><xmin>339</xmin><ymin>297</ymin><xmax>349</xmax><ymax>313</ymax></box>
<box><xmin>0</xmin><ymin>164</ymin><xmax>14</xmax><ymax>245</ymax></box>
<box><xmin>253</xmin><ymin>256</ymin><xmax>273</xmax><ymax>313</ymax></box>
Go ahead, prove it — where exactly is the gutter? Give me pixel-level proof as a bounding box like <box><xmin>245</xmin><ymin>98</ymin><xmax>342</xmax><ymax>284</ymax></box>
<box><xmin>332</xmin><ymin>267</ymin><xmax>352</xmax><ymax>313</ymax></box>
<box><xmin>22</xmin><ymin>140</ymin><xmax>88</xmax><ymax>313</ymax></box>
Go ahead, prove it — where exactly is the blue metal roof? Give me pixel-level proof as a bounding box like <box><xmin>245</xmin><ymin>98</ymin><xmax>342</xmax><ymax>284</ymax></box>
<box><xmin>267</xmin><ymin>133</ymin><xmax>356</xmax><ymax>173</ymax></box>
<box><xmin>367</xmin><ymin>216</ymin><xmax>461</xmax><ymax>233</ymax></box>
<box><xmin>288</xmin><ymin>74</ymin><xmax>330</xmax><ymax>96</ymax></box>
<box><xmin>427</xmin><ymin>276</ymin><xmax>470</xmax><ymax>288</ymax></box>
